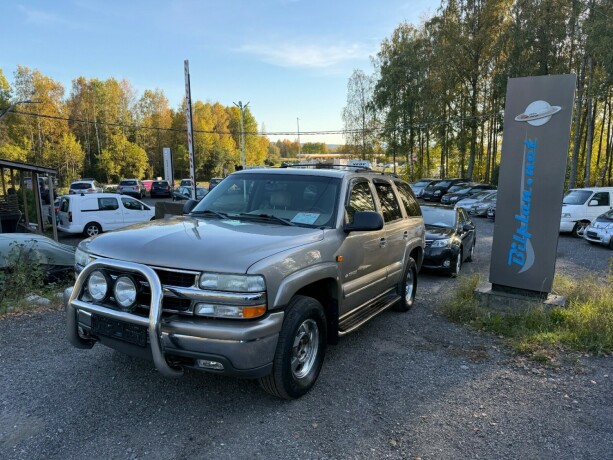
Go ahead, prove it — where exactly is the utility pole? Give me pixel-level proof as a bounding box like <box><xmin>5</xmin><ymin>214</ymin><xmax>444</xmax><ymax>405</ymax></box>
<box><xmin>233</xmin><ymin>101</ymin><xmax>250</xmax><ymax>168</ymax></box>
<box><xmin>297</xmin><ymin>117</ymin><xmax>301</xmax><ymax>160</ymax></box>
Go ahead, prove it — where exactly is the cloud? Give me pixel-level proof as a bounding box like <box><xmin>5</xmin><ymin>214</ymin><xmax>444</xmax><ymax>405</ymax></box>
<box><xmin>237</xmin><ymin>42</ymin><xmax>372</xmax><ymax>69</ymax></box>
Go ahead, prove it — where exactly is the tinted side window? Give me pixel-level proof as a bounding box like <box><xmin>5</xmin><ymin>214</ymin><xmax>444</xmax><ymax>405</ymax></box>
<box><xmin>346</xmin><ymin>180</ymin><xmax>375</xmax><ymax>224</ymax></box>
<box><xmin>395</xmin><ymin>181</ymin><xmax>422</xmax><ymax>217</ymax></box>
<box><xmin>98</xmin><ymin>197</ymin><xmax>119</xmax><ymax>211</ymax></box>
<box><xmin>374</xmin><ymin>180</ymin><xmax>402</xmax><ymax>222</ymax></box>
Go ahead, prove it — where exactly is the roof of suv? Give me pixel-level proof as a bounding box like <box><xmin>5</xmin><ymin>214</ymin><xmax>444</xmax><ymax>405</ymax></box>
<box><xmin>232</xmin><ymin>166</ymin><xmax>402</xmax><ymax>181</ymax></box>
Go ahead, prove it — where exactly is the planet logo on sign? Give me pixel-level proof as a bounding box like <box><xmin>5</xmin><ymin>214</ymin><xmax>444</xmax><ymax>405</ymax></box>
<box><xmin>514</xmin><ymin>100</ymin><xmax>561</xmax><ymax>127</ymax></box>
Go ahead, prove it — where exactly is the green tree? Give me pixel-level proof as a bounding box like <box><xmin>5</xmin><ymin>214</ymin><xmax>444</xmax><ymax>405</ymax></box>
<box><xmin>97</xmin><ymin>133</ymin><xmax>149</xmax><ymax>183</ymax></box>
<box><xmin>42</xmin><ymin>133</ymin><xmax>85</xmax><ymax>186</ymax></box>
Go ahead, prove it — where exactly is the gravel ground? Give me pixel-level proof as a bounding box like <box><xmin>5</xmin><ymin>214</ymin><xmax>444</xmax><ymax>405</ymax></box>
<box><xmin>1</xmin><ymin>217</ymin><xmax>612</xmax><ymax>460</ymax></box>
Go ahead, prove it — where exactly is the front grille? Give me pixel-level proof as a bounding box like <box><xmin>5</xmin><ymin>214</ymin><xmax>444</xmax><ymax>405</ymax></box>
<box><xmin>586</xmin><ymin>231</ymin><xmax>598</xmax><ymax>239</ymax></box>
<box><xmin>154</xmin><ymin>269</ymin><xmax>197</xmax><ymax>287</ymax></box>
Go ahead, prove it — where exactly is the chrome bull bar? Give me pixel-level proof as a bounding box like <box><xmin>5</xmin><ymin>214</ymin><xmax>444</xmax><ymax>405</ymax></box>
<box><xmin>66</xmin><ymin>258</ymin><xmax>183</xmax><ymax>377</ymax></box>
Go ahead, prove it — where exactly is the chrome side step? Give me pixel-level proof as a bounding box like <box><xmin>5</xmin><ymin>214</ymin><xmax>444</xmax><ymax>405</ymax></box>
<box><xmin>338</xmin><ymin>291</ymin><xmax>400</xmax><ymax>336</ymax></box>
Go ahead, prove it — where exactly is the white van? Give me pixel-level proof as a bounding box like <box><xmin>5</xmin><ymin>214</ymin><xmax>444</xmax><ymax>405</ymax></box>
<box><xmin>57</xmin><ymin>193</ymin><xmax>155</xmax><ymax>237</ymax></box>
<box><xmin>560</xmin><ymin>187</ymin><xmax>613</xmax><ymax>237</ymax></box>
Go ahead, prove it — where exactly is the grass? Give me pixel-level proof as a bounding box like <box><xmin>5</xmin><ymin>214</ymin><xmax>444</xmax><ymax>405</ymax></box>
<box><xmin>441</xmin><ymin>270</ymin><xmax>613</xmax><ymax>361</ymax></box>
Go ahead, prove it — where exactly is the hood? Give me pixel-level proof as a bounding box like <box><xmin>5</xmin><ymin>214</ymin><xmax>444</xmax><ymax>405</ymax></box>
<box><xmin>425</xmin><ymin>225</ymin><xmax>455</xmax><ymax>239</ymax></box>
<box><xmin>81</xmin><ymin>216</ymin><xmax>324</xmax><ymax>273</ymax></box>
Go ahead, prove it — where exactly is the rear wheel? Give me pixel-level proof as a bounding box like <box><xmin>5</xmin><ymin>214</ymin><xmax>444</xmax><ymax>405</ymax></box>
<box><xmin>84</xmin><ymin>222</ymin><xmax>102</xmax><ymax>237</ymax></box>
<box><xmin>259</xmin><ymin>295</ymin><xmax>326</xmax><ymax>399</ymax></box>
<box><xmin>393</xmin><ymin>257</ymin><xmax>417</xmax><ymax>312</ymax></box>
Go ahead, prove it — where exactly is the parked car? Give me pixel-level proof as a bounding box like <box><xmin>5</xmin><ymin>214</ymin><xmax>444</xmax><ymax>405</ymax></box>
<box><xmin>410</xmin><ymin>179</ymin><xmax>439</xmax><ymax>198</ymax></box>
<box><xmin>560</xmin><ymin>187</ymin><xmax>613</xmax><ymax>237</ymax></box>
<box><xmin>420</xmin><ymin>204</ymin><xmax>476</xmax><ymax>276</ymax></box>
<box><xmin>150</xmin><ymin>180</ymin><xmax>172</xmax><ymax>198</ymax></box>
<box><xmin>441</xmin><ymin>183</ymin><xmax>497</xmax><ymax>205</ymax></box>
<box><xmin>208</xmin><ymin>177</ymin><xmax>223</xmax><ymax>191</ymax></box>
<box><xmin>118</xmin><ymin>179</ymin><xmax>146</xmax><ymax>199</ymax></box>
<box><xmin>0</xmin><ymin>233</ymin><xmax>75</xmax><ymax>280</ymax></box>
<box><xmin>172</xmin><ymin>186</ymin><xmax>208</xmax><ymax>201</ymax></box>
<box><xmin>468</xmin><ymin>193</ymin><xmax>498</xmax><ymax>216</ymax></box>
<box><xmin>583</xmin><ymin>210</ymin><xmax>613</xmax><ymax>249</ymax></box>
<box><xmin>421</xmin><ymin>178</ymin><xmax>466</xmax><ymax>202</ymax></box>
<box><xmin>179</xmin><ymin>178</ymin><xmax>194</xmax><ymax>187</ymax></box>
<box><xmin>65</xmin><ymin>166</ymin><xmax>425</xmax><ymax>399</ymax></box>
<box><xmin>69</xmin><ymin>179</ymin><xmax>103</xmax><ymax>195</ymax></box>
<box><xmin>57</xmin><ymin>193</ymin><xmax>154</xmax><ymax>237</ymax></box>
<box><xmin>456</xmin><ymin>190</ymin><xmax>497</xmax><ymax>211</ymax></box>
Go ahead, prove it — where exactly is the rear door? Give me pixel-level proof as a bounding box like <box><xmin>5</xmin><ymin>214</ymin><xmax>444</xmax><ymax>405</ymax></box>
<box><xmin>95</xmin><ymin>197</ymin><xmax>122</xmax><ymax>230</ymax></box>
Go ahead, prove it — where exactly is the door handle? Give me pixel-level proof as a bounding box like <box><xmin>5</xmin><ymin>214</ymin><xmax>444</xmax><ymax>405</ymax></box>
<box><xmin>379</xmin><ymin>237</ymin><xmax>387</xmax><ymax>248</ymax></box>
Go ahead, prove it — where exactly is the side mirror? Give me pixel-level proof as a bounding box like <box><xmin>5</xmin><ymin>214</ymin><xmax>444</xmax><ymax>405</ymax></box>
<box><xmin>588</xmin><ymin>199</ymin><xmax>599</xmax><ymax>206</ymax></box>
<box><xmin>183</xmin><ymin>199</ymin><xmax>199</xmax><ymax>214</ymax></box>
<box><xmin>344</xmin><ymin>211</ymin><xmax>384</xmax><ymax>233</ymax></box>
<box><xmin>463</xmin><ymin>223</ymin><xmax>473</xmax><ymax>231</ymax></box>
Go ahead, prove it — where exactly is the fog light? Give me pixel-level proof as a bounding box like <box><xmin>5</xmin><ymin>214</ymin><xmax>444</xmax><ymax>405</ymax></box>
<box><xmin>443</xmin><ymin>259</ymin><xmax>451</xmax><ymax>268</ymax></box>
<box><xmin>114</xmin><ymin>275</ymin><xmax>138</xmax><ymax>309</ymax></box>
<box><xmin>197</xmin><ymin>359</ymin><xmax>224</xmax><ymax>370</ymax></box>
<box><xmin>87</xmin><ymin>270</ymin><xmax>108</xmax><ymax>301</ymax></box>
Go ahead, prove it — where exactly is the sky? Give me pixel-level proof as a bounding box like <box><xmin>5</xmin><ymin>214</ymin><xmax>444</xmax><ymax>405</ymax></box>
<box><xmin>0</xmin><ymin>0</ymin><xmax>435</xmax><ymax>145</ymax></box>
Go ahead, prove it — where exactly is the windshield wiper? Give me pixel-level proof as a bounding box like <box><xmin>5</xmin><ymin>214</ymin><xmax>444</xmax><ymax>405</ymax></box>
<box><xmin>190</xmin><ymin>209</ymin><xmax>228</xmax><ymax>219</ymax></box>
<box><xmin>238</xmin><ymin>213</ymin><xmax>296</xmax><ymax>226</ymax></box>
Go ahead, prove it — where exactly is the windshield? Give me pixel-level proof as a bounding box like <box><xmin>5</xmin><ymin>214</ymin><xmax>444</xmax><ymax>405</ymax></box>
<box><xmin>414</xmin><ymin>180</ymin><xmax>431</xmax><ymax>187</ymax></box>
<box><xmin>437</xmin><ymin>180</ymin><xmax>452</xmax><ymax>188</ymax></box>
<box><xmin>421</xmin><ymin>206</ymin><xmax>456</xmax><ymax>228</ymax></box>
<box><xmin>447</xmin><ymin>184</ymin><xmax>466</xmax><ymax>193</ymax></box>
<box><xmin>469</xmin><ymin>191</ymin><xmax>492</xmax><ymax>201</ymax></box>
<box><xmin>192</xmin><ymin>173</ymin><xmax>341</xmax><ymax>228</ymax></box>
<box><xmin>563</xmin><ymin>190</ymin><xmax>592</xmax><ymax>205</ymax></box>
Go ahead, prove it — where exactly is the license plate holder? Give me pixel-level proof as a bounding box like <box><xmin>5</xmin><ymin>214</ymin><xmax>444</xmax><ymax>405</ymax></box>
<box><xmin>91</xmin><ymin>314</ymin><xmax>147</xmax><ymax>347</ymax></box>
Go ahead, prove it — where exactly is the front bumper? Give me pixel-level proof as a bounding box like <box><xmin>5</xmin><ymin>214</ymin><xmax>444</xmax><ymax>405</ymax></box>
<box><xmin>65</xmin><ymin>259</ymin><xmax>283</xmax><ymax>379</ymax></box>
<box><xmin>559</xmin><ymin>219</ymin><xmax>576</xmax><ymax>233</ymax></box>
<box><xmin>584</xmin><ymin>227</ymin><xmax>612</xmax><ymax>246</ymax></box>
<box><xmin>422</xmin><ymin>246</ymin><xmax>457</xmax><ymax>271</ymax></box>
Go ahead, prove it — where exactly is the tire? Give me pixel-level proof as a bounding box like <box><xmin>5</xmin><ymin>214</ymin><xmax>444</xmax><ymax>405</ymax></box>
<box><xmin>450</xmin><ymin>249</ymin><xmax>462</xmax><ymax>277</ymax></box>
<box><xmin>393</xmin><ymin>257</ymin><xmax>417</xmax><ymax>312</ymax></box>
<box><xmin>259</xmin><ymin>295</ymin><xmax>327</xmax><ymax>399</ymax></box>
<box><xmin>466</xmin><ymin>239</ymin><xmax>475</xmax><ymax>262</ymax></box>
<box><xmin>83</xmin><ymin>222</ymin><xmax>102</xmax><ymax>237</ymax></box>
<box><xmin>572</xmin><ymin>221</ymin><xmax>588</xmax><ymax>238</ymax></box>
<box><xmin>609</xmin><ymin>239</ymin><xmax>613</xmax><ymax>250</ymax></box>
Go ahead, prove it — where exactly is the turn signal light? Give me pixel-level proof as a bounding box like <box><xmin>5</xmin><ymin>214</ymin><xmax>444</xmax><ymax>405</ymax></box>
<box><xmin>241</xmin><ymin>306</ymin><xmax>267</xmax><ymax>318</ymax></box>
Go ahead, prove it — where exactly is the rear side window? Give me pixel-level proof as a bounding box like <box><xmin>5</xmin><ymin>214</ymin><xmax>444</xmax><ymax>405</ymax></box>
<box><xmin>374</xmin><ymin>180</ymin><xmax>402</xmax><ymax>222</ymax></box>
<box><xmin>346</xmin><ymin>180</ymin><xmax>375</xmax><ymax>224</ymax></box>
<box><xmin>59</xmin><ymin>197</ymin><xmax>70</xmax><ymax>212</ymax></box>
<box><xmin>98</xmin><ymin>197</ymin><xmax>119</xmax><ymax>211</ymax></box>
<box><xmin>591</xmin><ymin>192</ymin><xmax>610</xmax><ymax>206</ymax></box>
<box><xmin>395</xmin><ymin>181</ymin><xmax>422</xmax><ymax>217</ymax></box>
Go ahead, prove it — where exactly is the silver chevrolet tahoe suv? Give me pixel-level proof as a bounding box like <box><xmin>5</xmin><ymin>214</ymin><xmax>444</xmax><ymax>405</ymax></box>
<box><xmin>66</xmin><ymin>166</ymin><xmax>425</xmax><ymax>399</ymax></box>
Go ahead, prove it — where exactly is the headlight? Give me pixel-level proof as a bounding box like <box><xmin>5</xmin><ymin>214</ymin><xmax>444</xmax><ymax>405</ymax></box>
<box><xmin>431</xmin><ymin>238</ymin><xmax>451</xmax><ymax>248</ymax></box>
<box><xmin>450</xmin><ymin>196</ymin><xmax>459</xmax><ymax>202</ymax></box>
<box><xmin>75</xmin><ymin>247</ymin><xmax>92</xmax><ymax>267</ymax></box>
<box><xmin>113</xmin><ymin>275</ymin><xmax>138</xmax><ymax>309</ymax></box>
<box><xmin>561</xmin><ymin>213</ymin><xmax>571</xmax><ymax>218</ymax></box>
<box><xmin>199</xmin><ymin>273</ymin><xmax>265</xmax><ymax>292</ymax></box>
<box><xmin>434</xmin><ymin>190</ymin><xmax>441</xmax><ymax>196</ymax></box>
<box><xmin>87</xmin><ymin>270</ymin><xmax>108</xmax><ymax>301</ymax></box>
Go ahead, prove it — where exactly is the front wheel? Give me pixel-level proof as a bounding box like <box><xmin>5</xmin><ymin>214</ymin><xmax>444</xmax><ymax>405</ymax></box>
<box><xmin>450</xmin><ymin>249</ymin><xmax>462</xmax><ymax>277</ymax></box>
<box><xmin>572</xmin><ymin>221</ymin><xmax>588</xmax><ymax>238</ymax></box>
<box><xmin>259</xmin><ymin>295</ymin><xmax>326</xmax><ymax>399</ymax></box>
<box><xmin>393</xmin><ymin>257</ymin><xmax>417</xmax><ymax>312</ymax></box>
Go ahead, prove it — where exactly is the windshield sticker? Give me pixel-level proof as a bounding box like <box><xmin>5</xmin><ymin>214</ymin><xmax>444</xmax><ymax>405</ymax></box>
<box><xmin>291</xmin><ymin>213</ymin><xmax>320</xmax><ymax>224</ymax></box>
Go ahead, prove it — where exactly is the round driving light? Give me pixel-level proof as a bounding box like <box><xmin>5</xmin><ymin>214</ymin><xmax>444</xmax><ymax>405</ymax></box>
<box><xmin>113</xmin><ymin>275</ymin><xmax>138</xmax><ymax>309</ymax></box>
<box><xmin>87</xmin><ymin>270</ymin><xmax>108</xmax><ymax>301</ymax></box>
